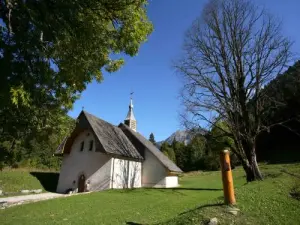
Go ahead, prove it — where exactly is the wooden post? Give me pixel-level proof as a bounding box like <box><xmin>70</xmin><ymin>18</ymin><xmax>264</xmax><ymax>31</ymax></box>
<box><xmin>220</xmin><ymin>149</ymin><xmax>236</xmax><ymax>205</ymax></box>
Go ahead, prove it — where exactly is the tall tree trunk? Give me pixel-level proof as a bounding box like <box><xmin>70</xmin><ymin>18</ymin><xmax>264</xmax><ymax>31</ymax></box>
<box><xmin>241</xmin><ymin>141</ymin><xmax>263</xmax><ymax>182</ymax></box>
<box><xmin>244</xmin><ymin>152</ymin><xmax>263</xmax><ymax>181</ymax></box>
<box><xmin>230</xmin><ymin>146</ymin><xmax>263</xmax><ymax>182</ymax></box>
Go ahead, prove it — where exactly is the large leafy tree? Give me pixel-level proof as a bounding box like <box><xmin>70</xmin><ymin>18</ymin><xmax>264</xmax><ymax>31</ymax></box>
<box><xmin>176</xmin><ymin>0</ymin><xmax>292</xmax><ymax>181</ymax></box>
<box><xmin>0</xmin><ymin>1</ymin><xmax>152</xmax><ymax>168</ymax></box>
<box><xmin>1</xmin><ymin>0</ymin><xmax>152</xmax><ymax>108</ymax></box>
<box><xmin>0</xmin><ymin>0</ymin><xmax>152</xmax><ymax>150</ymax></box>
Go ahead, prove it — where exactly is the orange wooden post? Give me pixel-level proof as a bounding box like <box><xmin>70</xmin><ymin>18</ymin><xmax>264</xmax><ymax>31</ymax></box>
<box><xmin>220</xmin><ymin>149</ymin><xmax>236</xmax><ymax>205</ymax></box>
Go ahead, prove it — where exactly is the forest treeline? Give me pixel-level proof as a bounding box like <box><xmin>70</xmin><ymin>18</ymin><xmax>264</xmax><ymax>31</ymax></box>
<box><xmin>0</xmin><ymin>109</ymin><xmax>74</xmax><ymax>170</ymax></box>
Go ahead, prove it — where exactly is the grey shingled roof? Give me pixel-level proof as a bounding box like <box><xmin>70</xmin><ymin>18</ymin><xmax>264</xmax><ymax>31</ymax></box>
<box><xmin>55</xmin><ymin>111</ymin><xmax>143</xmax><ymax>160</ymax></box>
<box><xmin>83</xmin><ymin>111</ymin><xmax>143</xmax><ymax>160</ymax></box>
<box><xmin>119</xmin><ymin>123</ymin><xmax>183</xmax><ymax>173</ymax></box>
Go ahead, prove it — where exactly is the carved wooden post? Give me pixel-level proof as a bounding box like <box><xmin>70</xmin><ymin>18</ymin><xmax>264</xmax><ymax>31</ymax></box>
<box><xmin>220</xmin><ymin>149</ymin><xmax>236</xmax><ymax>205</ymax></box>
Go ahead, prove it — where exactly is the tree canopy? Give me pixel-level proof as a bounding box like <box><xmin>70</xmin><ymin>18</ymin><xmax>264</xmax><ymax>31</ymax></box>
<box><xmin>0</xmin><ymin>0</ymin><xmax>153</xmax><ymax>169</ymax></box>
<box><xmin>1</xmin><ymin>0</ymin><xmax>153</xmax><ymax>110</ymax></box>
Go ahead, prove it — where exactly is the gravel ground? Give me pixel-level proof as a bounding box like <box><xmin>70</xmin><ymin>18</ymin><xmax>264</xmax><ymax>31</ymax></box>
<box><xmin>0</xmin><ymin>192</ymin><xmax>67</xmax><ymax>209</ymax></box>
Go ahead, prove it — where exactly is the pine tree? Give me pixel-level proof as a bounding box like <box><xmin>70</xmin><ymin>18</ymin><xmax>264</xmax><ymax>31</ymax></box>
<box><xmin>160</xmin><ymin>142</ymin><xmax>176</xmax><ymax>163</ymax></box>
<box><xmin>149</xmin><ymin>133</ymin><xmax>156</xmax><ymax>145</ymax></box>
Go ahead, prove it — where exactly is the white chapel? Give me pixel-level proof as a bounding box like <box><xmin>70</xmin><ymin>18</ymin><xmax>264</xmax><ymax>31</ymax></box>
<box><xmin>55</xmin><ymin>98</ymin><xmax>182</xmax><ymax>193</ymax></box>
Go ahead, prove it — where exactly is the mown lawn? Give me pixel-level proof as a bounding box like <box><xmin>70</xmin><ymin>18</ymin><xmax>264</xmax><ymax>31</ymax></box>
<box><xmin>163</xmin><ymin>163</ymin><xmax>300</xmax><ymax>225</ymax></box>
<box><xmin>0</xmin><ymin>169</ymin><xmax>59</xmax><ymax>194</ymax></box>
<box><xmin>1</xmin><ymin>164</ymin><xmax>300</xmax><ymax>225</ymax></box>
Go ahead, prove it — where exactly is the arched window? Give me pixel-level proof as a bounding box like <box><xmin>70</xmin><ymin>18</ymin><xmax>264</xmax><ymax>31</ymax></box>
<box><xmin>89</xmin><ymin>140</ymin><xmax>94</xmax><ymax>151</ymax></box>
<box><xmin>80</xmin><ymin>141</ymin><xmax>84</xmax><ymax>152</ymax></box>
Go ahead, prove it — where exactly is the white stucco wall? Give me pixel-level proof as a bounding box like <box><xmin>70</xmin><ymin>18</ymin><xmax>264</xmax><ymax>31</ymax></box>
<box><xmin>56</xmin><ymin>130</ymin><xmax>112</xmax><ymax>193</ymax></box>
<box><xmin>111</xmin><ymin>158</ymin><xmax>142</xmax><ymax>189</ymax></box>
<box><xmin>165</xmin><ymin>176</ymin><xmax>179</xmax><ymax>188</ymax></box>
<box><xmin>141</xmin><ymin>150</ymin><xmax>167</xmax><ymax>187</ymax></box>
<box><xmin>141</xmin><ymin>150</ymin><xmax>179</xmax><ymax>188</ymax></box>
<box><xmin>56</xmin><ymin>129</ymin><xmax>179</xmax><ymax>192</ymax></box>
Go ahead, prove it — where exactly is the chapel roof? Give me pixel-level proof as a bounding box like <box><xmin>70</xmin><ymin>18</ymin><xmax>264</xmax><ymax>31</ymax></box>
<box><xmin>119</xmin><ymin>123</ymin><xmax>183</xmax><ymax>173</ymax></box>
<box><xmin>55</xmin><ymin>111</ymin><xmax>182</xmax><ymax>173</ymax></box>
<box><xmin>54</xmin><ymin>111</ymin><xmax>143</xmax><ymax>160</ymax></box>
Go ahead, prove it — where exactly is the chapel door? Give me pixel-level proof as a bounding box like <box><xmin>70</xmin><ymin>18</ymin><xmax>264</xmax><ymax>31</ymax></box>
<box><xmin>78</xmin><ymin>174</ymin><xmax>85</xmax><ymax>192</ymax></box>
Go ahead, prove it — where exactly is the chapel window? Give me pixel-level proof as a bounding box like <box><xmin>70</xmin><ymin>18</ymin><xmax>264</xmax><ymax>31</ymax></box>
<box><xmin>80</xmin><ymin>141</ymin><xmax>84</xmax><ymax>152</ymax></box>
<box><xmin>89</xmin><ymin>140</ymin><xmax>94</xmax><ymax>151</ymax></box>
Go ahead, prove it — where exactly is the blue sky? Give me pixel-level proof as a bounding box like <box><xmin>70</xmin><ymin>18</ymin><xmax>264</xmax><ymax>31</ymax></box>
<box><xmin>68</xmin><ymin>0</ymin><xmax>300</xmax><ymax>141</ymax></box>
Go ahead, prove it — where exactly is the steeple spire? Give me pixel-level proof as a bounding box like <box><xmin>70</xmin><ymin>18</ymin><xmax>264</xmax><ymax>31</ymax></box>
<box><xmin>124</xmin><ymin>93</ymin><xmax>137</xmax><ymax>131</ymax></box>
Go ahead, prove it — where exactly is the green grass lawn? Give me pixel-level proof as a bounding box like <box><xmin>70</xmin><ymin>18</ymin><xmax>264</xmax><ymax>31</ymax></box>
<box><xmin>0</xmin><ymin>169</ymin><xmax>59</xmax><ymax>194</ymax></box>
<box><xmin>1</xmin><ymin>164</ymin><xmax>300</xmax><ymax>225</ymax></box>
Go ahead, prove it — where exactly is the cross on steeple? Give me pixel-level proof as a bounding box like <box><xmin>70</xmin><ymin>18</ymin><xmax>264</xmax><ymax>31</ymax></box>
<box><xmin>124</xmin><ymin>92</ymin><xmax>137</xmax><ymax>132</ymax></box>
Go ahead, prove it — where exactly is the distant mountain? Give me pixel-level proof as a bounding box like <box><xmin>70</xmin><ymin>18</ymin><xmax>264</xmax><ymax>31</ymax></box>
<box><xmin>156</xmin><ymin>128</ymin><xmax>206</xmax><ymax>148</ymax></box>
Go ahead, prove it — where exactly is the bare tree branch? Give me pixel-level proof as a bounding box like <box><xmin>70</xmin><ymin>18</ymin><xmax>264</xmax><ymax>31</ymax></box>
<box><xmin>175</xmin><ymin>0</ymin><xmax>293</xmax><ymax>181</ymax></box>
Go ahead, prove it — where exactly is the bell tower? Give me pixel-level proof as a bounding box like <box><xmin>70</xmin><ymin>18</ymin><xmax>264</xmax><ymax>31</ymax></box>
<box><xmin>124</xmin><ymin>93</ymin><xmax>137</xmax><ymax>132</ymax></box>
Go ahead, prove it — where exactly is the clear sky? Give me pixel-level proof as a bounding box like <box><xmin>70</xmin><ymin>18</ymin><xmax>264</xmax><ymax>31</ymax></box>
<box><xmin>68</xmin><ymin>0</ymin><xmax>300</xmax><ymax>141</ymax></box>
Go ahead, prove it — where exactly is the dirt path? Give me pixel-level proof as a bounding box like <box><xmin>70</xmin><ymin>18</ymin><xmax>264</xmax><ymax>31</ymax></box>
<box><xmin>0</xmin><ymin>193</ymin><xmax>67</xmax><ymax>209</ymax></box>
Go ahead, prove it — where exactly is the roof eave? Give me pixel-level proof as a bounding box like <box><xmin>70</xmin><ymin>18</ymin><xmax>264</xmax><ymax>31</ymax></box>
<box><xmin>119</xmin><ymin>123</ymin><xmax>183</xmax><ymax>173</ymax></box>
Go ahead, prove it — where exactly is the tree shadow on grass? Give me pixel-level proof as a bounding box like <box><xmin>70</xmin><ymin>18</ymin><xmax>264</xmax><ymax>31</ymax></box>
<box><xmin>125</xmin><ymin>203</ymin><xmax>224</xmax><ymax>225</ymax></box>
<box><xmin>178</xmin><ymin>202</ymin><xmax>224</xmax><ymax>216</ymax></box>
<box><xmin>30</xmin><ymin>172</ymin><xmax>59</xmax><ymax>192</ymax></box>
<box><xmin>120</xmin><ymin>187</ymin><xmax>222</xmax><ymax>197</ymax></box>
<box><xmin>153</xmin><ymin>187</ymin><xmax>223</xmax><ymax>196</ymax></box>
<box><xmin>117</xmin><ymin>187</ymin><xmax>222</xmax><ymax>193</ymax></box>
<box><xmin>153</xmin><ymin>187</ymin><xmax>222</xmax><ymax>191</ymax></box>
<box><xmin>126</xmin><ymin>222</ymin><xmax>144</xmax><ymax>225</ymax></box>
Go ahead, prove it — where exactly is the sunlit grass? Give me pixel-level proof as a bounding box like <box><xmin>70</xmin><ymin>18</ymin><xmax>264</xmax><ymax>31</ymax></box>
<box><xmin>1</xmin><ymin>163</ymin><xmax>299</xmax><ymax>225</ymax></box>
